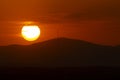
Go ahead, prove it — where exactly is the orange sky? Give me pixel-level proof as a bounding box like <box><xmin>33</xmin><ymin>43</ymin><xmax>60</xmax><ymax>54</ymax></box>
<box><xmin>0</xmin><ymin>0</ymin><xmax>120</xmax><ymax>46</ymax></box>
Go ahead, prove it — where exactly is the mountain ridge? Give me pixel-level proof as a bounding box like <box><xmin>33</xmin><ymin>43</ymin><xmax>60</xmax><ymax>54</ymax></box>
<box><xmin>0</xmin><ymin>38</ymin><xmax>119</xmax><ymax>67</ymax></box>
<box><xmin>5</xmin><ymin>37</ymin><xmax>113</xmax><ymax>47</ymax></box>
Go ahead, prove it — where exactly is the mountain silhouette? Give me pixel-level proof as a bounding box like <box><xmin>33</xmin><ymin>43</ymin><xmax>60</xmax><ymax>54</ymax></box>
<box><xmin>0</xmin><ymin>38</ymin><xmax>120</xmax><ymax>67</ymax></box>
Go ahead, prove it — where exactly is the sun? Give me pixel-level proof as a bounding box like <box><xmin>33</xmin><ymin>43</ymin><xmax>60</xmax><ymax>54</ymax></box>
<box><xmin>21</xmin><ymin>25</ymin><xmax>40</xmax><ymax>41</ymax></box>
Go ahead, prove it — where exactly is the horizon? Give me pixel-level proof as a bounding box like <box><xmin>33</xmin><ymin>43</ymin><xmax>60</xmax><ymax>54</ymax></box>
<box><xmin>1</xmin><ymin>37</ymin><xmax>119</xmax><ymax>47</ymax></box>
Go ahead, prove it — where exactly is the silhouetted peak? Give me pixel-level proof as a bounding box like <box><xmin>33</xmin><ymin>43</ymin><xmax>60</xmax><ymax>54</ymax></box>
<box><xmin>32</xmin><ymin>37</ymin><xmax>86</xmax><ymax>45</ymax></box>
<box><xmin>0</xmin><ymin>38</ymin><xmax>111</xmax><ymax>48</ymax></box>
<box><xmin>0</xmin><ymin>37</ymin><xmax>119</xmax><ymax>67</ymax></box>
<box><xmin>52</xmin><ymin>37</ymin><xmax>75</xmax><ymax>41</ymax></box>
<box><xmin>44</xmin><ymin>37</ymin><xmax>76</xmax><ymax>41</ymax></box>
<box><xmin>31</xmin><ymin>37</ymin><xmax>105</xmax><ymax>48</ymax></box>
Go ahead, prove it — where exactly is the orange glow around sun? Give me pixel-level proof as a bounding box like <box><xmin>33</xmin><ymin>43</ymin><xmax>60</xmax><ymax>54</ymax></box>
<box><xmin>21</xmin><ymin>25</ymin><xmax>41</xmax><ymax>41</ymax></box>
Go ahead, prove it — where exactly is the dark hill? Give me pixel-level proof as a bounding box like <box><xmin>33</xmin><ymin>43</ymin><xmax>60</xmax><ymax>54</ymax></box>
<box><xmin>0</xmin><ymin>38</ymin><xmax>120</xmax><ymax>67</ymax></box>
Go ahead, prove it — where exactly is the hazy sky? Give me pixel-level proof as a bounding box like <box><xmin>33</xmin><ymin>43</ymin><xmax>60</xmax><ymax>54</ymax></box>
<box><xmin>0</xmin><ymin>0</ymin><xmax>120</xmax><ymax>46</ymax></box>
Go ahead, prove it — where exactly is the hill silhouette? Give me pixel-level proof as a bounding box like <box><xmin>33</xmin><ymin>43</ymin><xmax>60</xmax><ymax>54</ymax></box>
<box><xmin>0</xmin><ymin>38</ymin><xmax>120</xmax><ymax>67</ymax></box>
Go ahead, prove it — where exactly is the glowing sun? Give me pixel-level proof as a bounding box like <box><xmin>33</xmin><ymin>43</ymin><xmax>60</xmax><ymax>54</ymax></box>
<box><xmin>21</xmin><ymin>25</ymin><xmax>40</xmax><ymax>41</ymax></box>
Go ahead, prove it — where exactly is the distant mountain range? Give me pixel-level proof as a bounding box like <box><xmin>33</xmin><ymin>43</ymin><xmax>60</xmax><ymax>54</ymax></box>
<box><xmin>0</xmin><ymin>38</ymin><xmax>120</xmax><ymax>67</ymax></box>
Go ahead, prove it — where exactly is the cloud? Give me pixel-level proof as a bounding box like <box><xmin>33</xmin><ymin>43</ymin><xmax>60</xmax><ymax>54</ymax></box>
<box><xmin>63</xmin><ymin>2</ymin><xmax>120</xmax><ymax>21</ymax></box>
<box><xmin>0</xmin><ymin>0</ymin><xmax>120</xmax><ymax>24</ymax></box>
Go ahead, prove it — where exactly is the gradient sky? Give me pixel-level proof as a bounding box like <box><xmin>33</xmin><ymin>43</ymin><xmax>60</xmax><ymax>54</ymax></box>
<box><xmin>0</xmin><ymin>0</ymin><xmax>120</xmax><ymax>46</ymax></box>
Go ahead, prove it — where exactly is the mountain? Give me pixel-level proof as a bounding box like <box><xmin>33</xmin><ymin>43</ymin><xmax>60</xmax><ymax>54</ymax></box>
<box><xmin>0</xmin><ymin>38</ymin><xmax>120</xmax><ymax>67</ymax></box>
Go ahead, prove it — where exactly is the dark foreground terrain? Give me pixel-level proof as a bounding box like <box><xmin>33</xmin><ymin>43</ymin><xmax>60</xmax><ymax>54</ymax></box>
<box><xmin>0</xmin><ymin>38</ymin><xmax>120</xmax><ymax>79</ymax></box>
<box><xmin>0</xmin><ymin>67</ymin><xmax>120</xmax><ymax>79</ymax></box>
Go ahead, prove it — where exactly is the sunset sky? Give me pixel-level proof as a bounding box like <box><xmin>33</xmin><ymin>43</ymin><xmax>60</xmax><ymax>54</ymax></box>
<box><xmin>0</xmin><ymin>0</ymin><xmax>120</xmax><ymax>46</ymax></box>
